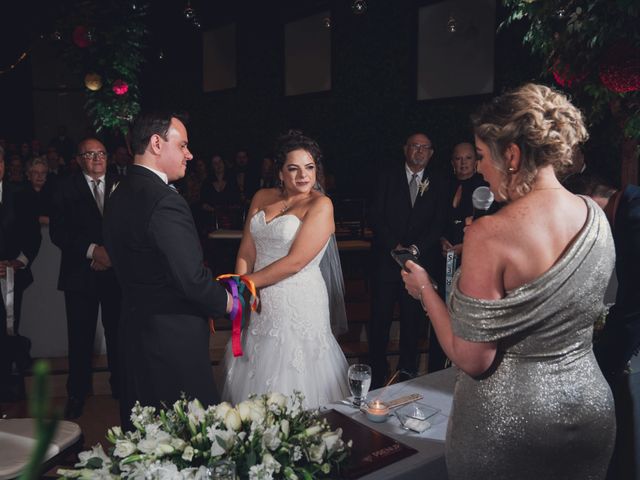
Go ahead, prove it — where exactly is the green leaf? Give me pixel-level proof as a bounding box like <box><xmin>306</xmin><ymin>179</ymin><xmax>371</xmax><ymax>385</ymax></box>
<box><xmin>85</xmin><ymin>457</ymin><xmax>104</xmax><ymax>469</ymax></box>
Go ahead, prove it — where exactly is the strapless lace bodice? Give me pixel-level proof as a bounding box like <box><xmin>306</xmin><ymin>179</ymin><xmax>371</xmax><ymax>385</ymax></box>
<box><xmin>251</xmin><ymin>210</ymin><xmax>328</xmax><ymax>272</ymax></box>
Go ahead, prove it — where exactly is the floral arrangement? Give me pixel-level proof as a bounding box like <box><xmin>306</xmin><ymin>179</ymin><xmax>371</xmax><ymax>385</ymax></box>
<box><xmin>57</xmin><ymin>392</ymin><xmax>351</xmax><ymax>480</ymax></box>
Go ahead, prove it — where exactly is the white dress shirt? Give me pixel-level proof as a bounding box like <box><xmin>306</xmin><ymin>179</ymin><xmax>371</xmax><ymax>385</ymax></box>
<box><xmin>84</xmin><ymin>174</ymin><xmax>106</xmax><ymax>260</ymax></box>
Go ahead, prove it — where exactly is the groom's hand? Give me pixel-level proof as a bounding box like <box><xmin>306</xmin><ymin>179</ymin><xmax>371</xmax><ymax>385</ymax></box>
<box><xmin>225</xmin><ymin>290</ymin><xmax>233</xmax><ymax>314</ymax></box>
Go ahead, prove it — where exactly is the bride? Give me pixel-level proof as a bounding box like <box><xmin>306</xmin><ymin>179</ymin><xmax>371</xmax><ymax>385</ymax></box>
<box><xmin>221</xmin><ymin>131</ymin><xmax>349</xmax><ymax>408</ymax></box>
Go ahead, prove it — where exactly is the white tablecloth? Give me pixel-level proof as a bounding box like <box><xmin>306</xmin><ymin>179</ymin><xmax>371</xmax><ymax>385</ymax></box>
<box><xmin>325</xmin><ymin>367</ymin><xmax>456</xmax><ymax>480</ymax></box>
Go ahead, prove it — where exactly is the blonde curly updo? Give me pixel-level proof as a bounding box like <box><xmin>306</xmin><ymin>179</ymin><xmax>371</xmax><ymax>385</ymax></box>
<box><xmin>471</xmin><ymin>83</ymin><xmax>588</xmax><ymax>201</ymax></box>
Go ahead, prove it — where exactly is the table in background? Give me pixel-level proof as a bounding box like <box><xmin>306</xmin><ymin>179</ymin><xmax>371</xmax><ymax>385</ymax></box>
<box><xmin>326</xmin><ymin>367</ymin><xmax>456</xmax><ymax>480</ymax></box>
<box><xmin>206</xmin><ymin>229</ymin><xmax>371</xmax><ymax>277</ymax></box>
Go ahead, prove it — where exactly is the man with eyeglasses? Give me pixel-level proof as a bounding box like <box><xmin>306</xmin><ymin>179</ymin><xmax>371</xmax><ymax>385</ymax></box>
<box><xmin>369</xmin><ymin>132</ymin><xmax>447</xmax><ymax>387</ymax></box>
<box><xmin>50</xmin><ymin>137</ymin><xmax>122</xmax><ymax>419</ymax></box>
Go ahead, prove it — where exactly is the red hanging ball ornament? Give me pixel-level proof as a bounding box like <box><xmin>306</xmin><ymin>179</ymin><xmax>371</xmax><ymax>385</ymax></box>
<box><xmin>599</xmin><ymin>42</ymin><xmax>640</xmax><ymax>93</ymax></box>
<box><xmin>112</xmin><ymin>79</ymin><xmax>129</xmax><ymax>96</ymax></box>
<box><xmin>72</xmin><ymin>26</ymin><xmax>91</xmax><ymax>48</ymax></box>
<box><xmin>551</xmin><ymin>59</ymin><xmax>588</xmax><ymax>88</ymax></box>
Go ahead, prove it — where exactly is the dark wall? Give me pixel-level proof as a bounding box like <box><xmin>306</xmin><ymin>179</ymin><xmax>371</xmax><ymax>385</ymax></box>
<box><xmin>1</xmin><ymin>1</ymin><xmax>542</xmax><ymax>193</ymax></box>
<box><xmin>140</xmin><ymin>0</ymin><xmax>541</xmax><ymax>197</ymax></box>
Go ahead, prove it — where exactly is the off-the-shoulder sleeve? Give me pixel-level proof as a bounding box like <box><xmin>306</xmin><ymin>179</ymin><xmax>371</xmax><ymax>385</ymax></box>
<box><xmin>448</xmin><ymin>197</ymin><xmax>612</xmax><ymax>343</ymax></box>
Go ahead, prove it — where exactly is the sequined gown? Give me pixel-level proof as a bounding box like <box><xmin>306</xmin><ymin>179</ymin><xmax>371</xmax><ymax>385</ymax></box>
<box><xmin>446</xmin><ymin>197</ymin><xmax>616</xmax><ymax>480</ymax></box>
<box><xmin>222</xmin><ymin>211</ymin><xmax>349</xmax><ymax>408</ymax></box>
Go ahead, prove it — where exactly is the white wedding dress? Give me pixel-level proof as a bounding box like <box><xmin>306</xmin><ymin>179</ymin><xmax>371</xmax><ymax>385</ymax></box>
<box><xmin>221</xmin><ymin>210</ymin><xmax>349</xmax><ymax>408</ymax></box>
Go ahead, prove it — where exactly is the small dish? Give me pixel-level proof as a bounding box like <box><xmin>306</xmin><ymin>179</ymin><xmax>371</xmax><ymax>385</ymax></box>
<box><xmin>394</xmin><ymin>402</ymin><xmax>439</xmax><ymax>433</ymax></box>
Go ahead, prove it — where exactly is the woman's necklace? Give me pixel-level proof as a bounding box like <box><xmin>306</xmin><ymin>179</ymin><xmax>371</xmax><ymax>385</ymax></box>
<box><xmin>280</xmin><ymin>200</ymin><xmax>290</xmax><ymax>214</ymax></box>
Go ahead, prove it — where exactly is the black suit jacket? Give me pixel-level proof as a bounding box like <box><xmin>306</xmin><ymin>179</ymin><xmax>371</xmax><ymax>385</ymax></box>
<box><xmin>0</xmin><ymin>182</ymin><xmax>40</xmax><ymax>290</ymax></box>
<box><xmin>103</xmin><ymin>165</ymin><xmax>228</xmax><ymax>418</ymax></box>
<box><xmin>369</xmin><ymin>164</ymin><xmax>446</xmax><ymax>280</ymax></box>
<box><xmin>49</xmin><ymin>171</ymin><xmax>118</xmax><ymax>292</ymax></box>
<box><xmin>597</xmin><ymin>184</ymin><xmax>640</xmax><ymax>376</ymax></box>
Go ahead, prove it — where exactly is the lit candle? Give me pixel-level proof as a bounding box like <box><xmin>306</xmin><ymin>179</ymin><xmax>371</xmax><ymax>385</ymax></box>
<box><xmin>365</xmin><ymin>401</ymin><xmax>389</xmax><ymax>423</ymax></box>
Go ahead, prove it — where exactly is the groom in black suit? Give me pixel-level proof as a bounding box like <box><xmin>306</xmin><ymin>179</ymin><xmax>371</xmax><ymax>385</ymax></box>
<box><xmin>369</xmin><ymin>132</ymin><xmax>446</xmax><ymax>387</ymax></box>
<box><xmin>103</xmin><ymin>113</ymin><xmax>231</xmax><ymax>429</ymax></box>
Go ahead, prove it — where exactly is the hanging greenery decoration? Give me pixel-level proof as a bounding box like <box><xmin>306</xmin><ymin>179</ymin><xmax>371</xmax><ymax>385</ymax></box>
<box><xmin>501</xmin><ymin>0</ymin><xmax>640</xmax><ymax>141</ymax></box>
<box><xmin>55</xmin><ymin>0</ymin><xmax>149</xmax><ymax>135</ymax></box>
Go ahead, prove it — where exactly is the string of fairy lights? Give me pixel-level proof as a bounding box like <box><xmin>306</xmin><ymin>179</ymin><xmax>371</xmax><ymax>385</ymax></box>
<box><xmin>0</xmin><ymin>50</ymin><xmax>30</xmax><ymax>76</ymax></box>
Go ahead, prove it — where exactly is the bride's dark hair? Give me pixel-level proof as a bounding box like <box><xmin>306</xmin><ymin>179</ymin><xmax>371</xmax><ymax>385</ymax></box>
<box><xmin>273</xmin><ymin>129</ymin><xmax>324</xmax><ymax>172</ymax></box>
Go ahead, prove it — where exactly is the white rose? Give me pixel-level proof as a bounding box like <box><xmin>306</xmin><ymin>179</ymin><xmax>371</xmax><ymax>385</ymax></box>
<box><xmin>267</xmin><ymin>392</ymin><xmax>287</xmax><ymax>409</ymax></box>
<box><xmin>113</xmin><ymin>439</ymin><xmax>137</xmax><ymax>458</ymax></box>
<box><xmin>262</xmin><ymin>452</ymin><xmax>281</xmax><ymax>473</ymax></box>
<box><xmin>182</xmin><ymin>445</ymin><xmax>195</xmax><ymax>462</ymax></box>
<box><xmin>215</xmin><ymin>402</ymin><xmax>233</xmax><ymax>420</ymax></box>
<box><xmin>170</xmin><ymin>438</ymin><xmax>187</xmax><ymax>451</ymax></box>
<box><xmin>237</xmin><ymin>400</ymin><xmax>253</xmax><ymax>422</ymax></box>
<box><xmin>261</xmin><ymin>425</ymin><xmax>281</xmax><ymax>451</ymax></box>
<box><xmin>155</xmin><ymin>442</ymin><xmax>175</xmax><ymax>456</ymax></box>
<box><xmin>224</xmin><ymin>408</ymin><xmax>242</xmax><ymax>431</ymax></box>
<box><xmin>187</xmin><ymin>399</ymin><xmax>206</xmax><ymax>424</ymax></box>
<box><xmin>208</xmin><ymin>429</ymin><xmax>235</xmax><ymax>457</ymax></box>
<box><xmin>306</xmin><ymin>443</ymin><xmax>326</xmax><ymax>464</ymax></box>
<box><xmin>321</xmin><ymin>429</ymin><xmax>342</xmax><ymax>453</ymax></box>
<box><xmin>249</xmin><ymin>403</ymin><xmax>266</xmax><ymax>424</ymax></box>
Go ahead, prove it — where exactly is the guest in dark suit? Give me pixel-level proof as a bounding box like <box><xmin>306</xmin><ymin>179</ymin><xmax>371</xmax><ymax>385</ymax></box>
<box><xmin>0</xmin><ymin>146</ymin><xmax>41</xmax><ymax>398</ymax></box>
<box><xmin>564</xmin><ymin>174</ymin><xmax>640</xmax><ymax>380</ymax></box>
<box><xmin>107</xmin><ymin>145</ymin><xmax>132</xmax><ymax>178</ymax></box>
<box><xmin>369</xmin><ymin>133</ymin><xmax>446</xmax><ymax>386</ymax></box>
<box><xmin>564</xmin><ymin>173</ymin><xmax>640</xmax><ymax>480</ymax></box>
<box><xmin>50</xmin><ymin>138</ymin><xmax>121</xmax><ymax>419</ymax></box>
<box><xmin>103</xmin><ymin>113</ymin><xmax>231</xmax><ymax>430</ymax></box>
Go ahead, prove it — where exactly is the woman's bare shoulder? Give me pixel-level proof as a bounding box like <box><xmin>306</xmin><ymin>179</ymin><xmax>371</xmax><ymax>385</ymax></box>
<box><xmin>253</xmin><ymin>188</ymin><xmax>282</xmax><ymax>207</ymax></box>
<box><xmin>306</xmin><ymin>192</ymin><xmax>333</xmax><ymax>214</ymax></box>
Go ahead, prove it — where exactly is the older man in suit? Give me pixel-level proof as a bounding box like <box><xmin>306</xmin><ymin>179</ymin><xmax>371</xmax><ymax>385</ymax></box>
<box><xmin>369</xmin><ymin>132</ymin><xmax>446</xmax><ymax>387</ymax></box>
<box><xmin>50</xmin><ymin>138</ymin><xmax>121</xmax><ymax>419</ymax></box>
<box><xmin>104</xmin><ymin>113</ymin><xmax>231</xmax><ymax>429</ymax></box>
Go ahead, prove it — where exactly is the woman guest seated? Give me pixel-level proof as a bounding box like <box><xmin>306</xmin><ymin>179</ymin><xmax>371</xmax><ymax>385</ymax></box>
<box><xmin>402</xmin><ymin>83</ymin><xmax>616</xmax><ymax>479</ymax></box>
<box><xmin>200</xmin><ymin>154</ymin><xmax>242</xmax><ymax>229</ymax></box>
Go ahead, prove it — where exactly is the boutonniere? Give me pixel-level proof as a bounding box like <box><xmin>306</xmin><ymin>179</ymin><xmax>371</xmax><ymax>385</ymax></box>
<box><xmin>109</xmin><ymin>181</ymin><xmax>120</xmax><ymax>197</ymax></box>
<box><xmin>418</xmin><ymin>177</ymin><xmax>430</xmax><ymax>196</ymax></box>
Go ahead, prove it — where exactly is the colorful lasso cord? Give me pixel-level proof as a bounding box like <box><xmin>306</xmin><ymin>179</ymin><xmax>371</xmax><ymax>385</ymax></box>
<box><xmin>213</xmin><ymin>274</ymin><xmax>259</xmax><ymax>357</ymax></box>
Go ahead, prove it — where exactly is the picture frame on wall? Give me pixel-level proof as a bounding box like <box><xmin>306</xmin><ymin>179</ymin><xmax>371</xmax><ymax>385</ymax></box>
<box><xmin>417</xmin><ymin>0</ymin><xmax>496</xmax><ymax>100</ymax></box>
<box><xmin>285</xmin><ymin>11</ymin><xmax>331</xmax><ymax>96</ymax></box>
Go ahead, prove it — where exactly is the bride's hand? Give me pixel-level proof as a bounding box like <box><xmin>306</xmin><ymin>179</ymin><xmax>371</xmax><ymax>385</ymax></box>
<box><xmin>401</xmin><ymin>260</ymin><xmax>433</xmax><ymax>300</ymax></box>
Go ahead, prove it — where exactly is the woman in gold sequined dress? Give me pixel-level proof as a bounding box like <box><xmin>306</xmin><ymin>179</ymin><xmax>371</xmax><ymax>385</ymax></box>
<box><xmin>402</xmin><ymin>83</ymin><xmax>616</xmax><ymax>479</ymax></box>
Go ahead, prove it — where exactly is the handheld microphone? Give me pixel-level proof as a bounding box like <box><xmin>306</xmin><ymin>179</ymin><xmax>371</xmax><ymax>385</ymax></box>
<box><xmin>471</xmin><ymin>186</ymin><xmax>494</xmax><ymax>220</ymax></box>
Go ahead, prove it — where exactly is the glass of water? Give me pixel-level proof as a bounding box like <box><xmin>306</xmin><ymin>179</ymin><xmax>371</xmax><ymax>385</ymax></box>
<box><xmin>348</xmin><ymin>363</ymin><xmax>372</xmax><ymax>407</ymax></box>
<box><xmin>207</xmin><ymin>459</ymin><xmax>236</xmax><ymax>479</ymax></box>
